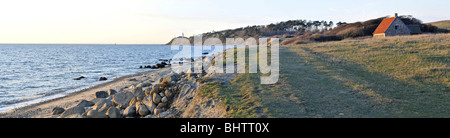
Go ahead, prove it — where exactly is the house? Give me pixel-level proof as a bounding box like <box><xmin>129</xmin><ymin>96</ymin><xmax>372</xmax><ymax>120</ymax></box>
<box><xmin>373</xmin><ymin>13</ymin><xmax>422</xmax><ymax>37</ymax></box>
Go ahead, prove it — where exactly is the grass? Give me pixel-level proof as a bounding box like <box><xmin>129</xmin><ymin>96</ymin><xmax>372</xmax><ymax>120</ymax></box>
<box><xmin>198</xmin><ymin>34</ymin><xmax>449</xmax><ymax>118</ymax></box>
<box><xmin>427</xmin><ymin>20</ymin><xmax>450</xmax><ymax>30</ymax></box>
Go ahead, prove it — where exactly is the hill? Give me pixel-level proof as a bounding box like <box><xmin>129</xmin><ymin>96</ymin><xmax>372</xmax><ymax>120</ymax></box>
<box><xmin>426</xmin><ymin>20</ymin><xmax>450</xmax><ymax>30</ymax></box>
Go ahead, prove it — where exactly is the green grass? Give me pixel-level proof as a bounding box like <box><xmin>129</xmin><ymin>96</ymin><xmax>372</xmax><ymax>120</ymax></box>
<box><xmin>198</xmin><ymin>34</ymin><xmax>449</xmax><ymax>118</ymax></box>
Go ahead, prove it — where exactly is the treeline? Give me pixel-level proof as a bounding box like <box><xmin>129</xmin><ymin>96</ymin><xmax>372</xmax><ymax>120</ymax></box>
<box><xmin>198</xmin><ymin>19</ymin><xmax>345</xmax><ymax>40</ymax></box>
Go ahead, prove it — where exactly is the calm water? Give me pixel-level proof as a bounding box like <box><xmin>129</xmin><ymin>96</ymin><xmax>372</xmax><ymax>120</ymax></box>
<box><xmin>0</xmin><ymin>44</ymin><xmax>186</xmax><ymax>112</ymax></box>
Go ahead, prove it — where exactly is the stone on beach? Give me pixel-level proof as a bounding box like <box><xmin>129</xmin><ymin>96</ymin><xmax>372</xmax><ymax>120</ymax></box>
<box><xmin>161</xmin><ymin>96</ymin><xmax>168</xmax><ymax>103</ymax></box>
<box><xmin>77</xmin><ymin>100</ymin><xmax>95</xmax><ymax>108</ymax></box>
<box><xmin>86</xmin><ymin>110</ymin><xmax>108</xmax><ymax>118</ymax></box>
<box><xmin>107</xmin><ymin>89</ymin><xmax>117</xmax><ymax>96</ymax></box>
<box><xmin>106</xmin><ymin>107</ymin><xmax>122</xmax><ymax>118</ymax></box>
<box><xmin>95</xmin><ymin>91</ymin><xmax>108</xmax><ymax>98</ymax></box>
<box><xmin>59</xmin><ymin>106</ymin><xmax>85</xmax><ymax>118</ymax></box>
<box><xmin>93</xmin><ymin>99</ymin><xmax>113</xmax><ymax>110</ymax></box>
<box><xmin>136</xmin><ymin>103</ymin><xmax>150</xmax><ymax>116</ymax></box>
<box><xmin>51</xmin><ymin>107</ymin><xmax>65</xmax><ymax>115</ymax></box>
<box><xmin>152</xmin><ymin>93</ymin><xmax>161</xmax><ymax>104</ymax></box>
<box><xmin>123</xmin><ymin>106</ymin><xmax>136</xmax><ymax>117</ymax></box>
<box><xmin>112</xmin><ymin>92</ymin><xmax>135</xmax><ymax>109</ymax></box>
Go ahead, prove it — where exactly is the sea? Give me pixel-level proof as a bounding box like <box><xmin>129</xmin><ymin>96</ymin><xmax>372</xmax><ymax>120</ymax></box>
<box><xmin>0</xmin><ymin>44</ymin><xmax>217</xmax><ymax>112</ymax></box>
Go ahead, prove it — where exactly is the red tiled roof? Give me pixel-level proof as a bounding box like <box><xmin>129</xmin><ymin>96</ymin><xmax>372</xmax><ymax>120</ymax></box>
<box><xmin>373</xmin><ymin>17</ymin><xmax>396</xmax><ymax>34</ymax></box>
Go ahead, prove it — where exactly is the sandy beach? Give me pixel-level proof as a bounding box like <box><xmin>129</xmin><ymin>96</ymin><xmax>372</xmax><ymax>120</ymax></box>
<box><xmin>0</xmin><ymin>68</ymin><xmax>172</xmax><ymax>118</ymax></box>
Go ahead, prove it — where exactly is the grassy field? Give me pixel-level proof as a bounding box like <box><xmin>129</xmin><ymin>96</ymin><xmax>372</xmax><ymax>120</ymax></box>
<box><xmin>200</xmin><ymin>34</ymin><xmax>449</xmax><ymax>118</ymax></box>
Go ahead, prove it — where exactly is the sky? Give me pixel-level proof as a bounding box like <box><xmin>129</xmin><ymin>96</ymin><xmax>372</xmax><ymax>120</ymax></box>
<box><xmin>0</xmin><ymin>0</ymin><xmax>448</xmax><ymax>44</ymax></box>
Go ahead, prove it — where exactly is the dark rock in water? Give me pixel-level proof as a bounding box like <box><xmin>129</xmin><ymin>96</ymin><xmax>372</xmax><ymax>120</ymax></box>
<box><xmin>139</xmin><ymin>66</ymin><xmax>143</xmax><ymax>69</ymax></box>
<box><xmin>95</xmin><ymin>91</ymin><xmax>108</xmax><ymax>98</ymax></box>
<box><xmin>202</xmin><ymin>52</ymin><xmax>209</xmax><ymax>55</ymax></box>
<box><xmin>52</xmin><ymin>107</ymin><xmax>65</xmax><ymax>115</ymax></box>
<box><xmin>155</xmin><ymin>64</ymin><xmax>164</xmax><ymax>68</ymax></box>
<box><xmin>73</xmin><ymin>76</ymin><xmax>85</xmax><ymax>80</ymax></box>
<box><xmin>151</xmin><ymin>65</ymin><xmax>156</xmax><ymax>69</ymax></box>
<box><xmin>99</xmin><ymin>77</ymin><xmax>107</xmax><ymax>81</ymax></box>
<box><xmin>160</xmin><ymin>62</ymin><xmax>167</xmax><ymax>65</ymax></box>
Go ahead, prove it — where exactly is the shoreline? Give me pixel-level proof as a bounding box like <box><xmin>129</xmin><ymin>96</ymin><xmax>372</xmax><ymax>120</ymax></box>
<box><xmin>0</xmin><ymin>68</ymin><xmax>172</xmax><ymax>118</ymax></box>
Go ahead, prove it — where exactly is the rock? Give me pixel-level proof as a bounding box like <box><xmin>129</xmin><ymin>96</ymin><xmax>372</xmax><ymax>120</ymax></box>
<box><xmin>73</xmin><ymin>76</ymin><xmax>85</xmax><ymax>80</ymax></box>
<box><xmin>99</xmin><ymin>77</ymin><xmax>108</xmax><ymax>81</ymax></box>
<box><xmin>156</xmin><ymin>102</ymin><xmax>167</xmax><ymax>109</ymax></box>
<box><xmin>142</xmin><ymin>96</ymin><xmax>156</xmax><ymax>113</ymax></box>
<box><xmin>161</xmin><ymin>96</ymin><xmax>168</xmax><ymax>103</ymax></box>
<box><xmin>51</xmin><ymin>107</ymin><xmax>65</xmax><ymax>115</ymax></box>
<box><xmin>86</xmin><ymin>110</ymin><xmax>108</xmax><ymax>118</ymax></box>
<box><xmin>162</xmin><ymin>73</ymin><xmax>180</xmax><ymax>86</ymax></box>
<box><xmin>112</xmin><ymin>92</ymin><xmax>135</xmax><ymax>109</ymax></box>
<box><xmin>146</xmin><ymin>84</ymin><xmax>161</xmax><ymax>96</ymax></box>
<box><xmin>106</xmin><ymin>107</ymin><xmax>122</xmax><ymax>118</ymax></box>
<box><xmin>59</xmin><ymin>106</ymin><xmax>85</xmax><ymax>118</ymax></box>
<box><xmin>159</xmin><ymin>92</ymin><xmax>165</xmax><ymax>97</ymax></box>
<box><xmin>107</xmin><ymin>89</ymin><xmax>117</xmax><ymax>95</ymax></box>
<box><xmin>95</xmin><ymin>91</ymin><xmax>108</xmax><ymax>98</ymax></box>
<box><xmin>153</xmin><ymin>93</ymin><xmax>161</xmax><ymax>104</ymax></box>
<box><xmin>65</xmin><ymin>114</ymin><xmax>86</xmax><ymax>118</ymax></box>
<box><xmin>76</xmin><ymin>100</ymin><xmax>95</xmax><ymax>108</ymax></box>
<box><xmin>136</xmin><ymin>104</ymin><xmax>150</xmax><ymax>116</ymax></box>
<box><xmin>129</xmin><ymin>97</ymin><xmax>138</xmax><ymax>107</ymax></box>
<box><xmin>131</xmin><ymin>85</ymin><xmax>145</xmax><ymax>101</ymax></box>
<box><xmin>164</xmin><ymin>90</ymin><xmax>173</xmax><ymax>98</ymax></box>
<box><xmin>93</xmin><ymin>99</ymin><xmax>113</xmax><ymax>110</ymax></box>
<box><xmin>154</xmin><ymin>108</ymin><xmax>163</xmax><ymax>115</ymax></box>
<box><xmin>123</xmin><ymin>106</ymin><xmax>136</xmax><ymax>117</ymax></box>
<box><xmin>98</xmin><ymin>103</ymin><xmax>111</xmax><ymax>114</ymax></box>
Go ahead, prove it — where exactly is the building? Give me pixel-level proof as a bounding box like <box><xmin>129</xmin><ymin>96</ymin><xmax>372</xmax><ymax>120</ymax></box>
<box><xmin>373</xmin><ymin>13</ymin><xmax>422</xmax><ymax>37</ymax></box>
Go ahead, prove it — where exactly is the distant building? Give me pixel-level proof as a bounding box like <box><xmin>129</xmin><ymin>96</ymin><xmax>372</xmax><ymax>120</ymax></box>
<box><xmin>373</xmin><ymin>13</ymin><xmax>422</xmax><ymax>37</ymax></box>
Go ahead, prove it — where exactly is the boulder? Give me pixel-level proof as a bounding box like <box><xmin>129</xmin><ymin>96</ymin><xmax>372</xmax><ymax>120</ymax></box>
<box><xmin>146</xmin><ymin>84</ymin><xmax>161</xmax><ymax>96</ymax></box>
<box><xmin>76</xmin><ymin>100</ymin><xmax>95</xmax><ymax>108</ymax></box>
<box><xmin>129</xmin><ymin>97</ymin><xmax>138</xmax><ymax>107</ymax></box>
<box><xmin>162</xmin><ymin>73</ymin><xmax>180</xmax><ymax>86</ymax></box>
<box><xmin>86</xmin><ymin>110</ymin><xmax>108</xmax><ymax>118</ymax></box>
<box><xmin>152</xmin><ymin>93</ymin><xmax>161</xmax><ymax>104</ymax></box>
<box><xmin>154</xmin><ymin>108</ymin><xmax>164</xmax><ymax>115</ymax></box>
<box><xmin>99</xmin><ymin>77</ymin><xmax>108</xmax><ymax>81</ymax></box>
<box><xmin>95</xmin><ymin>91</ymin><xmax>108</xmax><ymax>98</ymax></box>
<box><xmin>98</xmin><ymin>103</ymin><xmax>111</xmax><ymax>114</ymax></box>
<box><xmin>131</xmin><ymin>86</ymin><xmax>145</xmax><ymax>101</ymax></box>
<box><xmin>107</xmin><ymin>89</ymin><xmax>117</xmax><ymax>96</ymax></box>
<box><xmin>164</xmin><ymin>90</ymin><xmax>173</xmax><ymax>98</ymax></box>
<box><xmin>112</xmin><ymin>92</ymin><xmax>135</xmax><ymax>109</ymax></box>
<box><xmin>136</xmin><ymin>104</ymin><xmax>150</xmax><ymax>116</ymax></box>
<box><xmin>161</xmin><ymin>96</ymin><xmax>168</xmax><ymax>103</ymax></box>
<box><xmin>93</xmin><ymin>99</ymin><xmax>113</xmax><ymax>110</ymax></box>
<box><xmin>156</xmin><ymin>102</ymin><xmax>167</xmax><ymax>109</ymax></box>
<box><xmin>123</xmin><ymin>106</ymin><xmax>136</xmax><ymax>117</ymax></box>
<box><xmin>59</xmin><ymin>106</ymin><xmax>85</xmax><ymax>118</ymax></box>
<box><xmin>142</xmin><ymin>96</ymin><xmax>156</xmax><ymax>113</ymax></box>
<box><xmin>51</xmin><ymin>107</ymin><xmax>65</xmax><ymax>115</ymax></box>
<box><xmin>106</xmin><ymin>107</ymin><xmax>122</xmax><ymax>118</ymax></box>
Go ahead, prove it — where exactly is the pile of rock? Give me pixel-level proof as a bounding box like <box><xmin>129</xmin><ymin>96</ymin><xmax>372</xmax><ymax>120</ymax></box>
<box><xmin>140</xmin><ymin>61</ymin><xmax>171</xmax><ymax>69</ymax></box>
<box><xmin>53</xmin><ymin>72</ymin><xmax>185</xmax><ymax>118</ymax></box>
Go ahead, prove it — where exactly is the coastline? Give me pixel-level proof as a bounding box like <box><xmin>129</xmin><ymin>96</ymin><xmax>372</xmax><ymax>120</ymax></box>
<box><xmin>0</xmin><ymin>68</ymin><xmax>172</xmax><ymax>118</ymax></box>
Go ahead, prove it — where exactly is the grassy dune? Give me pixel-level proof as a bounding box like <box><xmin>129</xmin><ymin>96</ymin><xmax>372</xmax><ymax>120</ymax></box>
<box><xmin>427</xmin><ymin>20</ymin><xmax>450</xmax><ymax>30</ymax></box>
<box><xmin>200</xmin><ymin>34</ymin><xmax>449</xmax><ymax>118</ymax></box>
